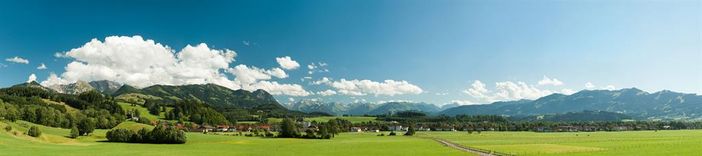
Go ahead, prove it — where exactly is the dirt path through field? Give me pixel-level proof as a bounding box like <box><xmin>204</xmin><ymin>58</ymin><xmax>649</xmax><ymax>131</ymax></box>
<box><xmin>431</xmin><ymin>138</ymin><xmax>497</xmax><ymax>156</ymax></box>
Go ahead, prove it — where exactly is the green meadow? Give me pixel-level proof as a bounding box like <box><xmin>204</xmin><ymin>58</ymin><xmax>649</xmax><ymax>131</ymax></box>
<box><xmin>0</xmin><ymin>120</ymin><xmax>466</xmax><ymax>156</ymax></box>
<box><xmin>421</xmin><ymin>130</ymin><xmax>702</xmax><ymax>156</ymax></box>
<box><xmin>3</xmin><ymin>119</ymin><xmax>702</xmax><ymax>156</ymax></box>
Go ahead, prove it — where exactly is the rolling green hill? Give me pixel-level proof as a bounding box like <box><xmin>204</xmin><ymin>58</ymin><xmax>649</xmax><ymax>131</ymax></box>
<box><xmin>112</xmin><ymin>83</ymin><xmax>305</xmax><ymax>120</ymax></box>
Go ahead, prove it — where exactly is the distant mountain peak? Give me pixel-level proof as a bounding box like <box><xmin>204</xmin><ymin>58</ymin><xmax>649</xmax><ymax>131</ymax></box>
<box><xmin>441</xmin><ymin>89</ymin><xmax>702</xmax><ymax>120</ymax></box>
<box><xmin>89</xmin><ymin>80</ymin><xmax>123</xmax><ymax>95</ymax></box>
<box><xmin>46</xmin><ymin>80</ymin><xmax>95</xmax><ymax>94</ymax></box>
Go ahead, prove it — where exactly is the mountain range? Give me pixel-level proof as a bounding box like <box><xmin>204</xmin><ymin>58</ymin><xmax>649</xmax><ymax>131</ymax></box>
<box><xmin>441</xmin><ymin>88</ymin><xmax>702</xmax><ymax>120</ymax></box>
<box><xmin>286</xmin><ymin>100</ymin><xmax>455</xmax><ymax>115</ymax></box>
<box><xmin>30</xmin><ymin>80</ymin><xmax>702</xmax><ymax>121</ymax></box>
<box><xmin>46</xmin><ymin>80</ymin><xmax>123</xmax><ymax>95</ymax></box>
<box><xmin>112</xmin><ymin>83</ymin><xmax>291</xmax><ymax>116</ymax></box>
<box><xmin>41</xmin><ymin>80</ymin><xmax>292</xmax><ymax>117</ymax></box>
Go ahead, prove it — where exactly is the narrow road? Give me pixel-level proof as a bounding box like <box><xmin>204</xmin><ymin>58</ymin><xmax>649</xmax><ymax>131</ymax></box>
<box><xmin>432</xmin><ymin>138</ymin><xmax>496</xmax><ymax>156</ymax></box>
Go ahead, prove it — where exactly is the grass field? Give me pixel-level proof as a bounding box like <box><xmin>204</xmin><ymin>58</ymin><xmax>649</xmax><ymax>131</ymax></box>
<box><xmin>4</xmin><ymin>119</ymin><xmax>702</xmax><ymax>156</ymax></box>
<box><xmin>268</xmin><ymin>116</ymin><xmax>378</xmax><ymax>124</ymax></box>
<box><xmin>0</xmin><ymin>120</ymin><xmax>467</xmax><ymax>156</ymax></box>
<box><xmin>421</xmin><ymin>130</ymin><xmax>702</xmax><ymax>156</ymax></box>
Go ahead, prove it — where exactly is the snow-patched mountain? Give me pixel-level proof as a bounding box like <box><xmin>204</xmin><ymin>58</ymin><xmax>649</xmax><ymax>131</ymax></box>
<box><xmin>45</xmin><ymin>80</ymin><xmax>123</xmax><ymax>95</ymax></box>
<box><xmin>89</xmin><ymin>80</ymin><xmax>122</xmax><ymax>94</ymax></box>
<box><xmin>46</xmin><ymin>80</ymin><xmax>95</xmax><ymax>94</ymax></box>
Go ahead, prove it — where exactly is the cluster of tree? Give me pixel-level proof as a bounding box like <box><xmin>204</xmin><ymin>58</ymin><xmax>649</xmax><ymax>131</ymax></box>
<box><xmin>277</xmin><ymin>118</ymin><xmax>354</xmax><ymax>139</ymax></box>
<box><xmin>0</xmin><ymin>85</ymin><xmax>124</xmax><ymax>137</ymax></box>
<box><xmin>361</xmin><ymin>113</ymin><xmax>702</xmax><ymax>132</ymax></box>
<box><xmin>164</xmin><ymin>99</ymin><xmax>229</xmax><ymax>126</ymax></box>
<box><xmin>144</xmin><ymin>100</ymin><xmax>164</xmax><ymax>115</ymax></box>
<box><xmin>106</xmin><ymin>125</ymin><xmax>186</xmax><ymax>144</ymax></box>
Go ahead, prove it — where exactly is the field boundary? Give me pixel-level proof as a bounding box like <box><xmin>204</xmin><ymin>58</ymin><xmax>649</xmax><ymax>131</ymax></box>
<box><xmin>419</xmin><ymin>136</ymin><xmax>513</xmax><ymax>156</ymax></box>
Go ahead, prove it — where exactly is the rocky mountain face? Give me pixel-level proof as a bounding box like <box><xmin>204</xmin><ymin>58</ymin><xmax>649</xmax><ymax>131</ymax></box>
<box><xmin>89</xmin><ymin>80</ymin><xmax>122</xmax><ymax>94</ymax></box>
<box><xmin>45</xmin><ymin>80</ymin><xmax>123</xmax><ymax>95</ymax></box>
<box><xmin>46</xmin><ymin>80</ymin><xmax>95</xmax><ymax>94</ymax></box>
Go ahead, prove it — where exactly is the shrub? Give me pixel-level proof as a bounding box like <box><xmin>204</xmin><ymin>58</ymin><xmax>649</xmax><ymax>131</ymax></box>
<box><xmin>265</xmin><ymin>131</ymin><xmax>275</xmax><ymax>138</ymax></box>
<box><xmin>404</xmin><ymin>125</ymin><xmax>416</xmax><ymax>136</ymax></box>
<box><xmin>4</xmin><ymin>125</ymin><xmax>11</xmax><ymax>132</ymax></box>
<box><xmin>70</xmin><ymin>126</ymin><xmax>79</xmax><ymax>138</ymax></box>
<box><xmin>27</xmin><ymin>126</ymin><xmax>41</xmax><ymax>137</ymax></box>
<box><xmin>106</xmin><ymin>128</ymin><xmax>134</xmax><ymax>142</ymax></box>
<box><xmin>389</xmin><ymin>131</ymin><xmax>396</xmax><ymax>136</ymax></box>
<box><xmin>77</xmin><ymin>118</ymin><xmax>95</xmax><ymax>136</ymax></box>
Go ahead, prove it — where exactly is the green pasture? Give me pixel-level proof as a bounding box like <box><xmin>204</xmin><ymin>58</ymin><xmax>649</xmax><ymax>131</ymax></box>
<box><xmin>421</xmin><ymin>130</ymin><xmax>702</xmax><ymax>156</ymax></box>
<box><xmin>4</xmin><ymin>118</ymin><xmax>702</xmax><ymax>156</ymax></box>
<box><xmin>0</xmin><ymin>120</ymin><xmax>466</xmax><ymax>156</ymax></box>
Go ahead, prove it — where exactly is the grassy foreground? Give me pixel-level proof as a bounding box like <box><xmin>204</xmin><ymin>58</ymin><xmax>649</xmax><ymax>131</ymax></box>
<box><xmin>421</xmin><ymin>130</ymin><xmax>702</xmax><ymax>156</ymax></box>
<box><xmin>0</xmin><ymin>121</ymin><xmax>467</xmax><ymax>156</ymax></box>
<box><xmin>5</xmin><ymin>119</ymin><xmax>702</xmax><ymax>156</ymax></box>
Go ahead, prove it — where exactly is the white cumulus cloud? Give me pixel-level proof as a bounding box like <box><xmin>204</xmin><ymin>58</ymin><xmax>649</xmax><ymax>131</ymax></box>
<box><xmin>306</xmin><ymin>62</ymin><xmax>329</xmax><ymax>75</ymax></box>
<box><xmin>249</xmin><ymin>81</ymin><xmax>310</xmax><ymax>96</ymax></box>
<box><xmin>317</xmin><ymin>90</ymin><xmax>337</xmax><ymax>96</ymax></box>
<box><xmin>603</xmin><ymin>85</ymin><xmax>616</xmax><ymax>90</ymax></box>
<box><xmin>462</xmin><ymin>80</ymin><xmax>492</xmax><ymax>102</ymax></box>
<box><xmin>27</xmin><ymin>74</ymin><xmax>37</xmax><ymax>83</ymax></box>
<box><xmin>275</xmin><ymin>56</ymin><xmax>300</xmax><ymax>70</ymax></box>
<box><xmin>312</xmin><ymin>77</ymin><xmax>332</xmax><ymax>85</ymax></box>
<box><xmin>493</xmin><ymin>81</ymin><xmax>553</xmax><ymax>101</ymax></box>
<box><xmin>560</xmin><ymin>88</ymin><xmax>576</xmax><ymax>95</ymax></box>
<box><xmin>450</xmin><ymin>100</ymin><xmax>475</xmax><ymax>105</ymax></box>
<box><xmin>462</xmin><ymin>79</ymin><xmax>574</xmax><ymax>103</ymax></box>
<box><xmin>585</xmin><ymin>82</ymin><xmax>595</xmax><ymax>89</ymax></box>
<box><xmin>41</xmin><ymin>35</ymin><xmax>310</xmax><ymax>97</ymax></box>
<box><xmin>324</xmin><ymin>79</ymin><xmax>423</xmax><ymax>96</ymax></box>
<box><xmin>37</xmin><ymin>63</ymin><xmax>47</xmax><ymax>70</ymax></box>
<box><xmin>5</xmin><ymin>56</ymin><xmax>29</xmax><ymax>64</ymax></box>
<box><xmin>538</xmin><ymin>75</ymin><xmax>564</xmax><ymax>86</ymax></box>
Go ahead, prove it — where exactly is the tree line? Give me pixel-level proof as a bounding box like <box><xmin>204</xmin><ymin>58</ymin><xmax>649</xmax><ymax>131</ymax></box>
<box><xmin>276</xmin><ymin>118</ymin><xmax>355</xmax><ymax>139</ymax></box>
<box><xmin>106</xmin><ymin>125</ymin><xmax>186</xmax><ymax>144</ymax></box>
<box><xmin>0</xmin><ymin>85</ymin><xmax>124</xmax><ymax>136</ymax></box>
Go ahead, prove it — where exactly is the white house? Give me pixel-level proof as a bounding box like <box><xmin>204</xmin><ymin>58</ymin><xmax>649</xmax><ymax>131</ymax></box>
<box><xmin>388</xmin><ymin>125</ymin><xmax>405</xmax><ymax>131</ymax></box>
<box><xmin>350</xmin><ymin>127</ymin><xmax>363</xmax><ymax>132</ymax></box>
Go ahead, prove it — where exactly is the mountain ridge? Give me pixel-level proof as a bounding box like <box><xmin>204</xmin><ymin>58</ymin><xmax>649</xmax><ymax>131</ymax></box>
<box><xmin>441</xmin><ymin>88</ymin><xmax>702</xmax><ymax>120</ymax></box>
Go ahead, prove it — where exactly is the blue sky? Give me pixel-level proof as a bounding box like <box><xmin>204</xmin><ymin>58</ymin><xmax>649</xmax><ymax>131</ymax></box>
<box><xmin>0</xmin><ymin>0</ymin><xmax>700</xmax><ymax>105</ymax></box>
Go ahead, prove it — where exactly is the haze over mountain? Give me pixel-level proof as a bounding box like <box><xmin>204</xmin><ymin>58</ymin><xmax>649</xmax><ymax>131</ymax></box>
<box><xmin>441</xmin><ymin>88</ymin><xmax>702</xmax><ymax>120</ymax></box>
<box><xmin>287</xmin><ymin>99</ymin><xmax>456</xmax><ymax>115</ymax></box>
